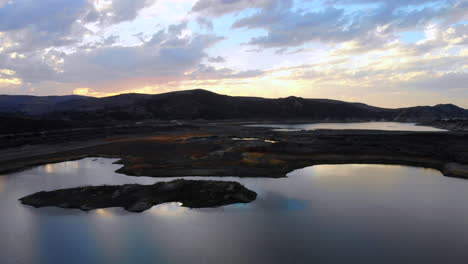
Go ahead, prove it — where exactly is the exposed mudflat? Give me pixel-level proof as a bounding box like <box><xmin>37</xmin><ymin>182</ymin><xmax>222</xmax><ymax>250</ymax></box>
<box><xmin>1</xmin><ymin>121</ymin><xmax>468</xmax><ymax>179</ymax></box>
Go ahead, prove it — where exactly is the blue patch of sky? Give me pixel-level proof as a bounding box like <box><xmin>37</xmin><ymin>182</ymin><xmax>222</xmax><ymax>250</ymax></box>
<box><xmin>452</xmin><ymin>20</ymin><xmax>468</xmax><ymax>26</ymax></box>
<box><xmin>400</xmin><ymin>31</ymin><xmax>426</xmax><ymax>43</ymax></box>
<box><xmin>186</xmin><ymin>20</ymin><xmax>202</xmax><ymax>33</ymax></box>
<box><xmin>201</xmin><ymin>9</ymin><xmax>269</xmax><ymax>54</ymax></box>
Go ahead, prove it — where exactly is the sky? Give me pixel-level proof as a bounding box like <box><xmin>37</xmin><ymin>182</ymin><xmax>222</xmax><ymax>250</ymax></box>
<box><xmin>0</xmin><ymin>0</ymin><xmax>467</xmax><ymax>108</ymax></box>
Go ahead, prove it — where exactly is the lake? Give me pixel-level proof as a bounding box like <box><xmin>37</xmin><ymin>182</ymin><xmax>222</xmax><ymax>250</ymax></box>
<box><xmin>247</xmin><ymin>122</ymin><xmax>447</xmax><ymax>131</ymax></box>
<box><xmin>1</xmin><ymin>158</ymin><xmax>468</xmax><ymax>263</ymax></box>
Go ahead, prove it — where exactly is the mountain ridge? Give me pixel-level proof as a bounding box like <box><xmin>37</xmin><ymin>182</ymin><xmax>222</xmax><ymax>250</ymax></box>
<box><xmin>1</xmin><ymin>89</ymin><xmax>467</xmax><ymax>122</ymax></box>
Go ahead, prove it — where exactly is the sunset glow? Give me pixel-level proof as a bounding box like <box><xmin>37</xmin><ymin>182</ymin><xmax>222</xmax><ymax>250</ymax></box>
<box><xmin>0</xmin><ymin>0</ymin><xmax>467</xmax><ymax>107</ymax></box>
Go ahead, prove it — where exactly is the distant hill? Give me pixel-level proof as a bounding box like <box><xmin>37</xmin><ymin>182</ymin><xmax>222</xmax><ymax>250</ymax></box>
<box><xmin>45</xmin><ymin>89</ymin><xmax>394</xmax><ymax>121</ymax></box>
<box><xmin>394</xmin><ymin>104</ymin><xmax>468</xmax><ymax>122</ymax></box>
<box><xmin>1</xmin><ymin>89</ymin><xmax>467</xmax><ymax>122</ymax></box>
<box><xmin>0</xmin><ymin>95</ymin><xmax>87</xmax><ymax>114</ymax></box>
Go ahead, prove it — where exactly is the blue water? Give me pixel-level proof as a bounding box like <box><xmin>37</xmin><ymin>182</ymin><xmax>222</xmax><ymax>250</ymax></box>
<box><xmin>1</xmin><ymin>158</ymin><xmax>468</xmax><ymax>263</ymax></box>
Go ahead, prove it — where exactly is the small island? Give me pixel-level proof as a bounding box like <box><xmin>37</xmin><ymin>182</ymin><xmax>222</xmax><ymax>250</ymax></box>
<box><xmin>19</xmin><ymin>179</ymin><xmax>257</xmax><ymax>213</ymax></box>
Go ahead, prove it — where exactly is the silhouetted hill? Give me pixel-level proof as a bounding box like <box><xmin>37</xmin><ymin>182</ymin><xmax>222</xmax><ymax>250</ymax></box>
<box><xmin>0</xmin><ymin>95</ymin><xmax>87</xmax><ymax>114</ymax></box>
<box><xmin>44</xmin><ymin>89</ymin><xmax>393</xmax><ymax>121</ymax></box>
<box><xmin>394</xmin><ymin>104</ymin><xmax>468</xmax><ymax>122</ymax></box>
<box><xmin>53</xmin><ymin>93</ymin><xmax>151</xmax><ymax>112</ymax></box>
<box><xmin>138</xmin><ymin>90</ymin><xmax>392</xmax><ymax>120</ymax></box>
<box><xmin>1</xmin><ymin>89</ymin><xmax>467</xmax><ymax>123</ymax></box>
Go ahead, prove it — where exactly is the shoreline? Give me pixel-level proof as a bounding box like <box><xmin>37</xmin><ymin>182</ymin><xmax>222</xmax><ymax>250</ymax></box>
<box><xmin>1</xmin><ymin>123</ymin><xmax>467</xmax><ymax>179</ymax></box>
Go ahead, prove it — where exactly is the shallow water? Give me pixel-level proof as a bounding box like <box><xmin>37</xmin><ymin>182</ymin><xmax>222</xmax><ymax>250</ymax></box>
<box><xmin>247</xmin><ymin>122</ymin><xmax>447</xmax><ymax>131</ymax></box>
<box><xmin>1</xmin><ymin>158</ymin><xmax>468</xmax><ymax>263</ymax></box>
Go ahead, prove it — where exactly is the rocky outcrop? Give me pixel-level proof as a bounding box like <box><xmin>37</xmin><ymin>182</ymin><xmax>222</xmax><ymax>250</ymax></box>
<box><xmin>19</xmin><ymin>179</ymin><xmax>257</xmax><ymax>213</ymax></box>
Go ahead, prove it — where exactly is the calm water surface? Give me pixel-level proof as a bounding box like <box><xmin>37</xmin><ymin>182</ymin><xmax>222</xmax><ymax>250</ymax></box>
<box><xmin>248</xmin><ymin>122</ymin><xmax>447</xmax><ymax>131</ymax></box>
<box><xmin>1</xmin><ymin>158</ymin><xmax>468</xmax><ymax>264</ymax></box>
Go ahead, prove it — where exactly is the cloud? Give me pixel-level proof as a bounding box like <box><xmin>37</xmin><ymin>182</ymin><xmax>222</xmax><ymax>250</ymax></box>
<box><xmin>233</xmin><ymin>4</ymin><xmax>349</xmax><ymax>47</ymax></box>
<box><xmin>0</xmin><ymin>0</ymin><xmax>466</xmax><ymax>108</ymax></box>
<box><xmin>91</xmin><ymin>0</ymin><xmax>158</xmax><ymax>24</ymax></box>
<box><xmin>0</xmin><ymin>1</ymin><xmax>219</xmax><ymax>94</ymax></box>
<box><xmin>231</xmin><ymin>0</ymin><xmax>467</xmax><ymax>50</ymax></box>
<box><xmin>0</xmin><ymin>0</ymin><xmax>94</xmax><ymax>52</ymax></box>
<box><xmin>185</xmin><ymin>64</ymin><xmax>264</xmax><ymax>80</ymax></box>
<box><xmin>0</xmin><ymin>0</ymin><xmax>160</xmax><ymax>53</ymax></box>
<box><xmin>266</xmin><ymin>44</ymin><xmax>468</xmax><ymax>99</ymax></box>
<box><xmin>0</xmin><ymin>21</ymin><xmax>254</xmax><ymax>95</ymax></box>
<box><xmin>55</xmin><ymin>26</ymin><xmax>223</xmax><ymax>86</ymax></box>
<box><xmin>0</xmin><ymin>0</ymin><xmax>89</xmax><ymax>33</ymax></box>
<box><xmin>191</xmin><ymin>0</ymin><xmax>274</xmax><ymax>16</ymax></box>
<box><xmin>207</xmin><ymin>56</ymin><xmax>226</xmax><ymax>63</ymax></box>
<box><xmin>401</xmin><ymin>72</ymin><xmax>468</xmax><ymax>92</ymax></box>
<box><xmin>196</xmin><ymin>17</ymin><xmax>214</xmax><ymax>31</ymax></box>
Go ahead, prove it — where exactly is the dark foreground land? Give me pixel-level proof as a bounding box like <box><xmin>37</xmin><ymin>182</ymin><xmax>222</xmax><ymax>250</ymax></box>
<box><xmin>20</xmin><ymin>179</ymin><xmax>257</xmax><ymax>212</ymax></box>
<box><xmin>1</xmin><ymin>122</ymin><xmax>467</xmax><ymax>178</ymax></box>
<box><xmin>1</xmin><ymin>121</ymin><xmax>467</xmax><ymax>211</ymax></box>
